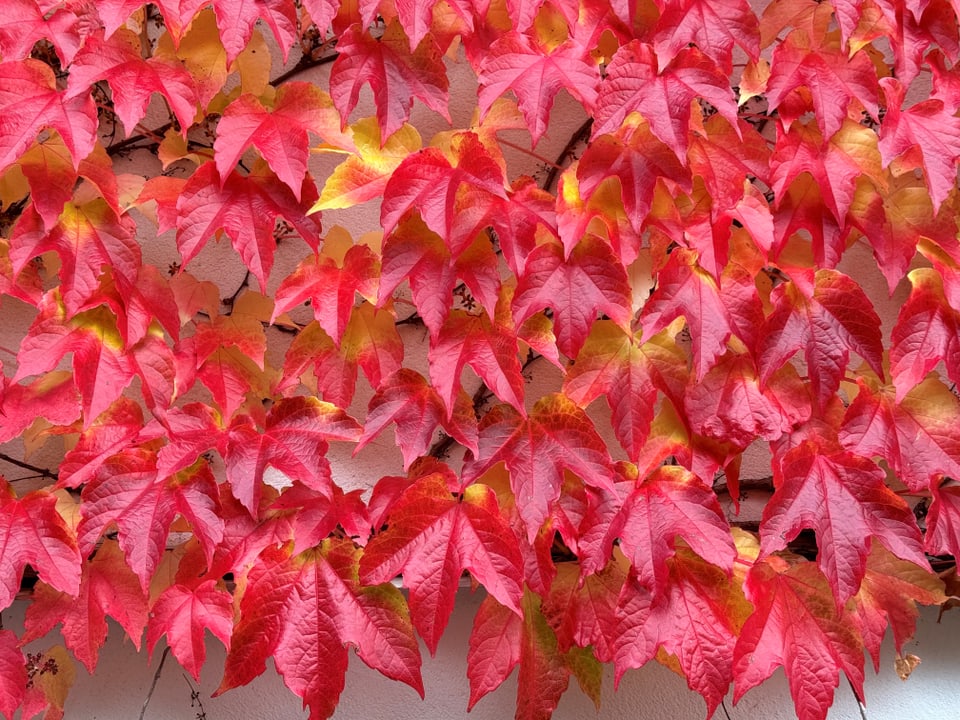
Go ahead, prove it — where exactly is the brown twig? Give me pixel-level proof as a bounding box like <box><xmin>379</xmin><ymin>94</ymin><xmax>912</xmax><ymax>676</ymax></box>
<box><xmin>0</xmin><ymin>453</ymin><xmax>58</xmax><ymax>483</ymax></box>
<box><xmin>138</xmin><ymin>646</ymin><xmax>171</xmax><ymax>720</ymax></box>
<box><xmin>541</xmin><ymin>117</ymin><xmax>593</xmax><ymax>192</ymax></box>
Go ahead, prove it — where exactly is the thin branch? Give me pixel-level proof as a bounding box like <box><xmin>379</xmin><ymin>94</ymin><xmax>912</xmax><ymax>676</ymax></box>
<box><xmin>0</xmin><ymin>453</ymin><xmax>58</xmax><ymax>482</ymax></box>
<box><xmin>139</xmin><ymin>646</ymin><xmax>171</xmax><ymax>720</ymax></box>
<box><xmin>271</xmin><ymin>50</ymin><xmax>339</xmax><ymax>86</ymax></box>
<box><xmin>849</xmin><ymin>677</ymin><xmax>868</xmax><ymax>720</ymax></box>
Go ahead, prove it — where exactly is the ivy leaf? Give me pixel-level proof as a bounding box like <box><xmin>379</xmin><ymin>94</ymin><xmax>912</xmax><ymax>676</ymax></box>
<box><xmin>467</xmin><ymin>592</ymin><xmax>598</xmax><ymax>718</ymax></box>
<box><xmin>840</xmin><ymin>376</ymin><xmax>960</xmax><ymax>494</ymax></box>
<box><xmin>594</xmin><ymin>42</ymin><xmax>739</xmax><ymax>159</ymax></box>
<box><xmin>761</xmin><ymin>441</ymin><xmax>926</xmax><ymax>604</ymax></box>
<box><xmin>77</xmin><ymin>449</ymin><xmax>223</xmax><ymax>590</ymax></box>
<box><xmin>0</xmin><ymin>479</ymin><xmax>80</xmax><ymax>611</ymax></box>
<box><xmin>604</xmin><ymin>466</ymin><xmax>735</xmax><ymax>598</ymax></box>
<box><xmin>615</xmin><ymin>548</ymin><xmax>751</xmax><ymax>717</ymax></box>
<box><xmin>564</xmin><ymin>321</ymin><xmax>687</xmax><ymax>463</ymax></box>
<box><xmin>314</xmin><ymin>119</ymin><xmax>420</xmax><ymax>211</ymax></box>
<box><xmin>215</xmin><ymin>83</ymin><xmax>348</xmax><ymax>199</ymax></box>
<box><xmin>330</xmin><ymin>21</ymin><xmax>449</xmax><ymax>144</ymax></box>
<box><xmin>733</xmin><ymin>558</ymin><xmax>865</xmax><ymax>720</ymax></box>
<box><xmin>147</xmin><ymin>579</ymin><xmax>234</xmax><ymax>680</ymax></box>
<box><xmin>355</xmin><ymin>369</ymin><xmax>479</xmax><ymax>470</ymax></box>
<box><xmin>879</xmin><ymin>76</ymin><xmax>960</xmax><ymax>212</ymax></box>
<box><xmin>66</xmin><ymin>29</ymin><xmax>198</xmax><ymax>135</ymax></box>
<box><xmin>22</xmin><ymin>540</ymin><xmax>148</xmax><ymax>673</ymax></box>
<box><xmin>0</xmin><ymin>59</ymin><xmax>98</xmax><ymax>175</ymax></box>
<box><xmin>379</xmin><ymin>217</ymin><xmax>500</xmax><ymax>338</ymax></box>
<box><xmin>0</xmin><ymin>630</ymin><xmax>26</xmax><ymax>719</ymax></box>
<box><xmin>0</xmin><ymin>0</ymin><xmax>82</xmax><ymax>64</ymax></box>
<box><xmin>224</xmin><ymin>397</ymin><xmax>362</xmax><ymax>514</ymax></box>
<box><xmin>224</xmin><ymin>539</ymin><xmax>423</xmax><ymax>719</ymax></box>
<box><xmin>477</xmin><ymin>33</ymin><xmax>600</xmax><ymax>146</ymax></box>
<box><xmin>758</xmin><ymin>269</ymin><xmax>883</xmax><ymax>409</ymax></box>
<box><xmin>175</xmin><ymin>161</ymin><xmax>321</xmax><ymax>293</ymax></box>
<box><xmin>847</xmin><ymin>545</ymin><xmax>945</xmax><ymax>671</ymax></box>
<box><xmin>653</xmin><ymin>0</ymin><xmax>760</xmax><ymax>72</ymax></box>
<box><xmin>462</xmin><ymin>394</ymin><xmax>616</xmax><ymax>541</ymax></box>
<box><xmin>889</xmin><ymin>267</ymin><xmax>960</xmax><ymax>399</ymax></box>
<box><xmin>273</xmin><ymin>242</ymin><xmax>380</xmax><ymax>346</ymax></box>
<box><xmin>512</xmin><ymin>236</ymin><xmax>632</xmax><ymax>359</ymax></box>
<box><xmin>380</xmin><ymin>132</ymin><xmax>506</xmax><ymax>252</ymax></box>
<box><xmin>428</xmin><ymin>307</ymin><xmax>526</xmax><ymax>418</ymax></box>
<box><xmin>360</xmin><ymin>473</ymin><xmax>523</xmax><ymax>654</ymax></box>
<box><xmin>9</xmin><ymin>199</ymin><xmax>140</xmax><ymax>318</ymax></box>
<box><xmin>765</xmin><ymin>34</ymin><xmax>879</xmax><ymax>140</ymax></box>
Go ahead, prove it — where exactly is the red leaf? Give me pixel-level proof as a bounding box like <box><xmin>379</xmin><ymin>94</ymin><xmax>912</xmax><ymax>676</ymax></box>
<box><xmin>66</xmin><ymin>29</ymin><xmax>198</xmax><ymax>134</ymax></box>
<box><xmin>0</xmin><ymin>479</ymin><xmax>80</xmax><ymax>611</ymax></box>
<box><xmin>879</xmin><ymin>76</ymin><xmax>960</xmax><ymax>212</ymax></box>
<box><xmin>0</xmin><ymin>629</ymin><xmax>26</xmax><ymax>719</ymax></box>
<box><xmin>761</xmin><ymin>441</ymin><xmax>926</xmax><ymax>603</ymax></box>
<box><xmin>615</xmin><ymin>548</ymin><xmax>750</xmax><ymax>716</ymax></box>
<box><xmin>564</xmin><ymin>321</ymin><xmax>687</xmax><ymax>462</ymax></box>
<box><xmin>78</xmin><ymin>450</ymin><xmax>223</xmax><ymax>589</ymax></box>
<box><xmin>462</xmin><ymin>394</ymin><xmax>616</xmax><ymax>541</ymax></box>
<box><xmin>224</xmin><ymin>397</ymin><xmax>362</xmax><ymax>514</ymax></box>
<box><xmin>758</xmin><ymin>269</ymin><xmax>883</xmax><ymax>409</ymax></box>
<box><xmin>594</xmin><ymin>43</ymin><xmax>739</xmax><ymax>159</ymax></box>
<box><xmin>428</xmin><ymin>307</ymin><xmax>526</xmax><ymax>417</ymax></box>
<box><xmin>380</xmin><ymin>132</ymin><xmax>506</xmax><ymax>252</ymax></box>
<box><xmin>175</xmin><ymin>162</ymin><xmax>320</xmax><ymax>293</ymax></box>
<box><xmin>215</xmin><ymin>83</ymin><xmax>347</xmax><ymax>199</ymax></box>
<box><xmin>330</xmin><ymin>21</ymin><xmax>449</xmax><ymax>144</ymax></box>
<box><xmin>274</xmin><ymin>242</ymin><xmax>380</xmax><ymax>345</ymax></box>
<box><xmin>766</xmin><ymin>35</ymin><xmax>879</xmax><ymax>140</ymax></box>
<box><xmin>890</xmin><ymin>268</ymin><xmax>960</xmax><ymax>400</ymax></box>
<box><xmin>225</xmin><ymin>540</ymin><xmax>423</xmax><ymax>718</ymax></box>
<box><xmin>379</xmin><ymin>217</ymin><xmax>500</xmax><ymax>338</ymax></box>
<box><xmin>477</xmin><ymin>33</ymin><xmax>600</xmax><ymax>146</ymax></box>
<box><xmin>733</xmin><ymin>558</ymin><xmax>865</xmax><ymax>720</ymax></box>
<box><xmin>9</xmin><ymin>199</ymin><xmax>140</xmax><ymax>318</ymax></box>
<box><xmin>22</xmin><ymin>540</ymin><xmax>148</xmax><ymax>673</ymax></box>
<box><xmin>360</xmin><ymin>473</ymin><xmax>523</xmax><ymax>654</ymax></box>
<box><xmin>847</xmin><ymin>545</ymin><xmax>944</xmax><ymax>671</ymax></box>
<box><xmin>0</xmin><ymin>59</ymin><xmax>97</xmax><ymax>175</ymax></box>
<box><xmin>841</xmin><ymin>376</ymin><xmax>960</xmax><ymax>494</ymax></box>
<box><xmin>605</xmin><ymin>466</ymin><xmax>735</xmax><ymax>597</ymax></box>
<box><xmin>147</xmin><ymin>580</ymin><xmax>233</xmax><ymax>680</ymax></box>
<box><xmin>653</xmin><ymin>0</ymin><xmax>759</xmax><ymax>72</ymax></box>
<box><xmin>356</xmin><ymin>368</ymin><xmax>478</xmax><ymax>470</ymax></box>
<box><xmin>512</xmin><ymin>236</ymin><xmax>632</xmax><ymax>359</ymax></box>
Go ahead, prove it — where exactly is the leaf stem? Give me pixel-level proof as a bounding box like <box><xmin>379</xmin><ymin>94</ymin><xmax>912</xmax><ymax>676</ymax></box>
<box><xmin>541</xmin><ymin>117</ymin><xmax>593</xmax><ymax>192</ymax></box>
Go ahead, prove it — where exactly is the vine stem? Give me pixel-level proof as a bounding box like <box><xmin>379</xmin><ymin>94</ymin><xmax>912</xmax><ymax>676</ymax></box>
<box><xmin>138</xmin><ymin>646</ymin><xmax>171</xmax><ymax>720</ymax></box>
<box><xmin>0</xmin><ymin>453</ymin><xmax>58</xmax><ymax>483</ymax></box>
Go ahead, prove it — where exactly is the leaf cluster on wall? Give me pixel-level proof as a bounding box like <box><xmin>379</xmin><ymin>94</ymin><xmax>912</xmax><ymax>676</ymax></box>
<box><xmin>1</xmin><ymin>0</ymin><xmax>960</xmax><ymax>718</ymax></box>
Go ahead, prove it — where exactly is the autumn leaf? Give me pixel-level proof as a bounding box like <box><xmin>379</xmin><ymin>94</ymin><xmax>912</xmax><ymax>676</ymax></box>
<box><xmin>593</xmin><ymin>42</ymin><xmax>739</xmax><ymax>160</ymax></box>
<box><xmin>330</xmin><ymin>21</ymin><xmax>449</xmax><ymax>144</ymax></box>
<box><xmin>147</xmin><ymin>579</ymin><xmax>234</xmax><ymax>680</ymax></box>
<box><xmin>734</xmin><ymin>558</ymin><xmax>865</xmax><ymax>720</ymax></box>
<box><xmin>761</xmin><ymin>441</ymin><xmax>926</xmax><ymax>603</ymax></box>
<box><xmin>0</xmin><ymin>479</ymin><xmax>80</xmax><ymax>612</ymax></box>
<box><xmin>22</xmin><ymin>540</ymin><xmax>148</xmax><ymax>673</ymax></box>
<box><xmin>360</xmin><ymin>473</ymin><xmax>523</xmax><ymax>654</ymax></box>
<box><xmin>0</xmin><ymin>59</ymin><xmax>98</xmax><ymax>175</ymax></box>
<box><xmin>0</xmin><ymin>630</ymin><xmax>26</xmax><ymax>719</ymax></box>
<box><xmin>477</xmin><ymin>33</ymin><xmax>600</xmax><ymax>146</ymax></box>
<box><xmin>462</xmin><ymin>394</ymin><xmax>617</xmax><ymax>540</ymax></box>
<box><xmin>175</xmin><ymin>161</ymin><xmax>321</xmax><ymax>293</ymax></box>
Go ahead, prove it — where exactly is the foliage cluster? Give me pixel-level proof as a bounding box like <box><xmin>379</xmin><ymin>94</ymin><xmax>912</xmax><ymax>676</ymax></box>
<box><xmin>1</xmin><ymin>0</ymin><xmax>960</xmax><ymax>718</ymax></box>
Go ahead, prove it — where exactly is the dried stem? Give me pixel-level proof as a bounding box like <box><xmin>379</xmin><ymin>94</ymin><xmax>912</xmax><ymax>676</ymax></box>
<box><xmin>0</xmin><ymin>453</ymin><xmax>58</xmax><ymax>483</ymax></box>
<box><xmin>541</xmin><ymin>117</ymin><xmax>593</xmax><ymax>192</ymax></box>
<box><xmin>138</xmin><ymin>646</ymin><xmax>171</xmax><ymax>720</ymax></box>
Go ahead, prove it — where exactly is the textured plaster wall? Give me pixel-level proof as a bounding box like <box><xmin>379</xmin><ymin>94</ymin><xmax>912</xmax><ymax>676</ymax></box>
<box><xmin>4</xmin><ymin>596</ymin><xmax>958</xmax><ymax>719</ymax></box>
